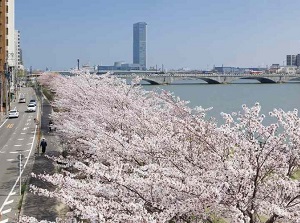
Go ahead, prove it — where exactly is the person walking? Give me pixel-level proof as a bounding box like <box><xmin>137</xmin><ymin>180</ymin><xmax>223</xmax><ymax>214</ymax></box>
<box><xmin>40</xmin><ymin>138</ymin><xmax>47</xmax><ymax>155</ymax></box>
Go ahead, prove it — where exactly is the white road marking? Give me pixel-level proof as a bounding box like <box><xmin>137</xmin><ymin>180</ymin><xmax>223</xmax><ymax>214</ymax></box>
<box><xmin>0</xmin><ymin>124</ymin><xmax>38</xmax><ymax>213</ymax></box>
<box><xmin>0</xmin><ymin>118</ymin><xmax>8</xmax><ymax>128</ymax></box>
<box><xmin>10</xmin><ymin>192</ymin><xmax>16</xmax><ymax>196</ymax></box>
<box><xmin>17</xmin><ymin>138</ymin><xmax>24</xmax><ymax>141</ymax></box>
<box><xmin>23</xmin><ymin>127</ymin><xmax>28</xmax><ymax>130</ymax></box>
<box><xmin>6</xmin><ymin>159</ymin><xmax>14</xmax><ymax>162</ymax></box>
<box><xmin>1</xmin><ymin>208</ymin><xmax>11</xmax><ymax>215</ymax></box>
<box><xmin>4</xmin><ymin>200</ymin><xmax>13</xmax><ymax>206</ymax></box>
<box><xmin>9</xmin><ymin>152</ymin><xmax>18</xmax><ymax>154</ymax></box>
<box><xmin>14</xmin><ymin>145</ymin><xmax>22</xmax><ymax>147</ymax></box>
<box><xmin>20</xmin><ymin>133</ymin><xmax>26</xmax><ymax>135</ymax></box>
<box><xmin>27</xmin><ymin>143</ymin><xmax>32</xmax><ymax>145</ymax></box>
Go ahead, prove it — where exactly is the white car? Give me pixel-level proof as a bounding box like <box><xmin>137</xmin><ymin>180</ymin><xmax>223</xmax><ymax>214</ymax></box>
<box><xmin>29</xmin><ymin>99</ymin><xmax>37</xmax><ymax>106</ymax></box>
<box><xmin>19</xmin><ymin>97</ymin><xmax>26</xmax><ymax>103</ymax></box>
<box><xmin>8</xmin><ymin>109</ymin><xmax>19</xmax><ymax>118</ymax></box>
<box><xmin>27</xmin><ymin>103</ymin><xmax>36</xmax><ymax>112</ymax></box>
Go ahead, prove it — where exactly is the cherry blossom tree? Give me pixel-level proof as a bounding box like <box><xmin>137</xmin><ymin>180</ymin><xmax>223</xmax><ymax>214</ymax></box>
<box><xmin>217</xmin><ymin>104</ymin><xmax>300</xmax><ymax>223</ymax></box>
<box><xmin>19</xmin><ymin>72</ymin><xmax>300</xmax><ymax>223</ymax></box>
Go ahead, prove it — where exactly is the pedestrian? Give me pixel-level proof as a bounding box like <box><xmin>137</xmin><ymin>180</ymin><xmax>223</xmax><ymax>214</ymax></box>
<box><xmin>40</xmin><ymin>138</ymin><xmax>47</xmax><ymax>154</ymax></box>
<box><xmin>49</xmin><ymin>120</ymin><xmax>53</xmax><ymax>132</ymax></box>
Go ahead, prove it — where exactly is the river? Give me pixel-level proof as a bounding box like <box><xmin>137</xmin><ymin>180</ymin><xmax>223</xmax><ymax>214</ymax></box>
<box><xmin>141</xmin><ymin>79</ymin><xmax>300</xmax><ymax>124</ymax></box>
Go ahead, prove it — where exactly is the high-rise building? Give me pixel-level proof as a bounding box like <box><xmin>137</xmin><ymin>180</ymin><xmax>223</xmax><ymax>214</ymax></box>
<box><xmin>133</xmin><ymin>22</ymin><xmax>147</xmax><ymax>70</ymax></box>
<box><xmin>0</xmin><ymin>0</ymin><xmax>7</xmax><ymax>113</ymax></box>
<box><xmin>286</xmin><ymin>55</ymin><xmax>296</xmax><ymax>66</ymax></box>
<box><xmin>0</xmin><ymin>0</ymin><xmax>15</xmax><ymax>113</ymax></box>
<box><xmin>14</xmin><ymin>30</ymin><xmax>23</xmax><ymax>69</ymax></box>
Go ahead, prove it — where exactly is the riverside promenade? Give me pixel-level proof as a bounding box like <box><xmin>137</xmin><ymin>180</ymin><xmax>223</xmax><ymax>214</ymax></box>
<box><xmin>19</xmin><ymin>93</ymin><xmax>67</xmax><ymax>222</ymax></box>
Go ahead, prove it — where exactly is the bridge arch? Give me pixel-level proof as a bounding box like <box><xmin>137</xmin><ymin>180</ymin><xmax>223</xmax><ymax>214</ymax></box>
<box><xmin>141</xmin><ymin>78</ymin><xmax>161</xmax><ymax>85</ymax></box>
<box><xmin>240</xmin><ymin>77</ymin><xmax>277</xmax><ymax>83</ymax></box>
<box><xmin>194</xmin><ymin>77</ymin><xmax>221</xmax><ymax>84</ymax></box>
<box><xmin>288</xmin><ymin>77</ymin><xmax>300</xmax><ymax>82</ymax></box>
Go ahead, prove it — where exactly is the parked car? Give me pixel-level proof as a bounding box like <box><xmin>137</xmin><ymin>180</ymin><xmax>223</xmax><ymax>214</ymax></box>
<box><xmin>27</xmin><ymin>103</ymin><xmax>36</xmax><ymax>112</ymax></box>
<box><xmin>8</xmin><ymin>109</ymin><xmax>19</xmax><ymax>118</ymax></box>
<box><xmin>29</xmin><ymin>99</ymin><xmax>37</xmax><ymax>106</ymax></box>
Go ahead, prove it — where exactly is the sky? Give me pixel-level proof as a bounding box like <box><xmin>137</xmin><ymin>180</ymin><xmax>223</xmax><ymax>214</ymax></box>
<box><xmin>16</xmin><ymin>0</ymin><xmax>300</xmax><ymax>71</ymax></box>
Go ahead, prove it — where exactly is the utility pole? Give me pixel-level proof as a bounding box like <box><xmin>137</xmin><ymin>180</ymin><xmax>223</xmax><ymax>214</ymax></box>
<box><xmin>77</xmin><ymin>59</ymin><xmax>80</xmax><ymax>70</ymax></box>
<box><xmin>4</xmin><ymin>63</ymin><xmax>10</xmax><ymax>113</ymax></box>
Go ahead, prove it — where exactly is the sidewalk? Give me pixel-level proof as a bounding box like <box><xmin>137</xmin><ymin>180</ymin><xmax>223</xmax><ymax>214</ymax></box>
<box><xmin>20</xmin><ymin>95</ymin><xmax>68</xmax><ymax>221</ymax></box>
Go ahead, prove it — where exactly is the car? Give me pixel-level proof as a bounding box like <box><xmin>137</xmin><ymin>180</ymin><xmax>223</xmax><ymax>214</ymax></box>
<box><xmin>8</xmin><ymin>109</ymin><xmax>19</xmax><ymax>118</ymax></box>
<box><xmin>27</xmin><ymin>103</ymin><xmax>36</xmax><ymax>112</ymax></box>
<box><xmin>19</xmin><ymin>97</ymin><xmax>26</xmax><ymax>103</ymax></box>
<box><xmin>29</xmin><ymin>99</ymin><xmax>37</xmax><ymax>106</ymax></box>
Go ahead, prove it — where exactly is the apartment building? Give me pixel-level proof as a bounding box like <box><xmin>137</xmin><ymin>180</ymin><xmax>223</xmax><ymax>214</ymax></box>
<box><xmin>0</xmin><ymin>0</ymin><xmax>7</xmax><ymax>113</ymax></box>
<box><xmin>0</xmin><ymin>0</ymin><xmax>15</xmax><ymax>113</ymax></box>
<box><xmin>15</xmin><ymin>29</ymin><xmax>23</xmax><ymax>69</ymax></box>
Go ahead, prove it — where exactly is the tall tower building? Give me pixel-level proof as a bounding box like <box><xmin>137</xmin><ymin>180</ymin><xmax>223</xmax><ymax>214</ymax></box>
<box><xmin>133</xmin><ymin>22</ymin><xmax>147</xmax><ymax>70</ymax></box>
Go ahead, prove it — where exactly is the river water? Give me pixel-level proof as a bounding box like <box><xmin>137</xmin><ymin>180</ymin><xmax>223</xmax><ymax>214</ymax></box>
<box><xmin>142</xmin><ymin>79</ymin><xmax>300</xmax><ymax>124</ymax></box>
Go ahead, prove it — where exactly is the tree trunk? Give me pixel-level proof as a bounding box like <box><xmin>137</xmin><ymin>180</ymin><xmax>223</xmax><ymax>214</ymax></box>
<box><xmin>265</xmin><ymin>213</ymin><xmax>279</xmax><ymax>223</ymax></box>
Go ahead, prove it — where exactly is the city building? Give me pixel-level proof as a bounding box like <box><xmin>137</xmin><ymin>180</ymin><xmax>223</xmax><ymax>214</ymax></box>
<box><xmin>0</xmin><ymin>0</ymin><xmax>17</xmax><ymax>114</ymax></box>
<box><xmin>133</xmin><ymin>22</ymin><xmax>147</xmax><ymax>70</ymax></box>
<box><xmin>14</xmin><ymin>30</ymin><xmax>23</xmax><ymax>70</ymax></box>
<box><xmin>296</xmin><ymin>54</ymin><xmax>300</xmax><ymax>67</ymax></box>
<box><xmin>213</xmin><ymin>66</ymin><xmax>266</xmax><ymax>74</ymax></box>
<box><xmin>7</xmin><ymin>0</ymin><xmax>17</xmax><ymax>100</ymax></box>
<box><xmin>0</xmin><ymin>0</ymin><xmax>8</xmax><ymax>114</ymax></box>
<box><xmin>286</xmin><ymin>55</ymin><xmax>297</xmax><ymax>66</ymax></box>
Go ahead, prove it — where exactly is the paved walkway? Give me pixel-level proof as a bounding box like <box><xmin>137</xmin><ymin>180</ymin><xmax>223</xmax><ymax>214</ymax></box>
<box><xmin>19</xmin><ymin>93</ymin><xmax>68</xmax><ymax>222</ymax></box>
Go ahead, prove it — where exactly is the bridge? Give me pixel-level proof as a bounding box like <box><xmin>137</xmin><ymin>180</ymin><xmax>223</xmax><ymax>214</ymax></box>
<box><xmin>53</xmin><ymin>70</ymin><xmax>300</xmax><ymax>85</ymax></box>
<box><xmin>109</xmin><ymin>72</ymin><xmax>300</xmax><ymax>85</ymax></box>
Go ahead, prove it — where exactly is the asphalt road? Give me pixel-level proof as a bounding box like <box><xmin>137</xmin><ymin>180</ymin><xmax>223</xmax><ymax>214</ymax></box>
<box><xmin>0</xmin><ymin>87</ymin><xmax>39</xmax><ymax>223</ymax></box>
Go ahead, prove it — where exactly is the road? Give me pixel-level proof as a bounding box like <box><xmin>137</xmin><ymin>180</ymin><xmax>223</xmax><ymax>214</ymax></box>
<box><xmin>0</xmin><ymin>87</ymin><xmax>39</xmax><ymax>223</ymax></box>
